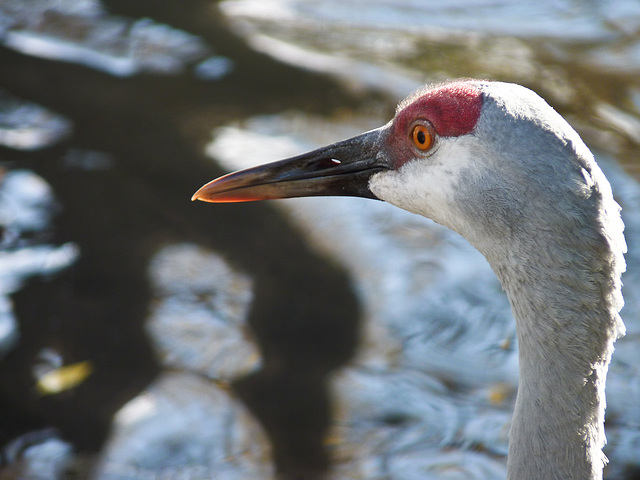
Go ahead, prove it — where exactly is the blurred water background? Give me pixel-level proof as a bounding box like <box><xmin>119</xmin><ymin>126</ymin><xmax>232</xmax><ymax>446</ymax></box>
<box><xmin>0</xmin><ymin>1</ymin><xmax>639</xmax><ymax>479</ymax></box>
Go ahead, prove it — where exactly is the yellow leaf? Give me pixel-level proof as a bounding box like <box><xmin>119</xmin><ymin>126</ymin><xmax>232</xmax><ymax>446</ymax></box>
<box><xmin>36</xmin><ymin>361</ymin><xmax>93</xmax><ymax>395</ymax></box>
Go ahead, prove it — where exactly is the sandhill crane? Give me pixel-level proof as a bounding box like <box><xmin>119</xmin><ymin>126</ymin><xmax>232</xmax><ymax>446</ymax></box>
<box><xmin>192</xmin><ymin>80</ymin><xmax>626</xmax><ymax>480</ymax></box>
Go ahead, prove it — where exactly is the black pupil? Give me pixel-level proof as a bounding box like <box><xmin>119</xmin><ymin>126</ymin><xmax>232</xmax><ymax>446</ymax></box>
<box><xmin>417</xmin><ymin>130</ymin><xmax>426</xmax><ymax>144</ymax></box>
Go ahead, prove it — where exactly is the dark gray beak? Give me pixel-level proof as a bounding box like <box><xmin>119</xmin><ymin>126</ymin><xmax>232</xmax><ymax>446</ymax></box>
<box><xmin>192</xmin><ymin>126</ymin><xmax>389</xmax><ymax>203</ymax></box>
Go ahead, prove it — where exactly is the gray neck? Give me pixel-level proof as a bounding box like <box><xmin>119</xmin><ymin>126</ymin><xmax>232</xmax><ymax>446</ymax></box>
<box><xmin>487</xmin><ymin>232</ymin><xmax>623</xmax><ymax>480</ymax></box>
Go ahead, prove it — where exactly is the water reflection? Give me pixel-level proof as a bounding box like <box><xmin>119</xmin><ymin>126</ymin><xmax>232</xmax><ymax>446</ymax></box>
<box><xmin>0</xmin><ymin>91</ymin><xmax>71</xmax><ymax>150</ymax></box>
<box><xmin>146</xmin><ymin>243</ymin><xmax>258</xmax><ymax>380</ymax></box>
<box><xmin>94</xmin><ymin>372</ymin><xmax>271</xmax><ymax>480</ymax></box>
<box><xmin>1</xmin><ymin>0</ymin><xmax>639</xmax><ymax>479</ymax></box>
<box><xmin>0</xmin><ymin>170</ymin><xmax>78</xmax><ymax>360</ymax></box>
<box><xmin>0</xmin><ymin>1</ymin><xmax>211</xmax><ymax>77</ymax></box>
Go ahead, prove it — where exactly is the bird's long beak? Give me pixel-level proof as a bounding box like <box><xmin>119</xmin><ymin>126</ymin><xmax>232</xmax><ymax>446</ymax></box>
<box><xmin>192</xmin><ymin>126</ymin><xmax>389</xmax><ymax>203</ymax></box>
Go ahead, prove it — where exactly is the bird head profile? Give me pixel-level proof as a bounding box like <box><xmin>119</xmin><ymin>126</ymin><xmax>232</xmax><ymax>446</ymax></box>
<box><xmin>193</xmin><ymin>81</ymin><xmax>622</xmax><ymax>262</ymax></box>
<box><xmin>192</xmin><ymin>80</ymin><xmax>626</xmax><ymax>480</ymax></box>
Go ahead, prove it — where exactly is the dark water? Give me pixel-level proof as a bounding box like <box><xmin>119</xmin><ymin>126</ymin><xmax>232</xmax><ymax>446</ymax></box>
<box><xmin>1</xmin><ymin>1</ymin><xmax>640</xmax><ymax>479</ymax></box>
<box><xmin>0</xmin><ymin>1</ymin><xmax>371</xmax><ymax>477</ymax></box>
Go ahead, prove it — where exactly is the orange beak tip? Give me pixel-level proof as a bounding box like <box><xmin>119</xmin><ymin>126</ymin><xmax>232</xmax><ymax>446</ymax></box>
<box><xmin>191</xmin><ymin>183</ymin><xmax>213</xmax><ymax>202</ymax></box>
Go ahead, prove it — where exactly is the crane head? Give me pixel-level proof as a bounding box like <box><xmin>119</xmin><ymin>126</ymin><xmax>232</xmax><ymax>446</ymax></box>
<box><xmin>191</xmin><ymin>80</ymin><xmax>628</xmax><ymax>479</ymax></box>
<box><xmin>192</xmin><ymin>81</ymin><xmax>481</xmax><ymax>203</ymax></box>
<box><xmin>192</xmin><ymin>80</ymin><xmax>605</xmax><ymax>249</ymax></box>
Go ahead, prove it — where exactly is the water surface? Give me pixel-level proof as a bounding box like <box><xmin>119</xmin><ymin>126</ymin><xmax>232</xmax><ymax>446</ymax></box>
<box><xmin>1</xmin><ymin>1</ymin><xmax>639</xmax><ymax>479</ymax></box>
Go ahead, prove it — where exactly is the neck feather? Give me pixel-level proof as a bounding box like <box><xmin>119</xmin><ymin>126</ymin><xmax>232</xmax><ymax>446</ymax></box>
<box><xmin>487</xmin><ymin>226</ymin><xmax>624</xmax><ymax>480</ymax></box>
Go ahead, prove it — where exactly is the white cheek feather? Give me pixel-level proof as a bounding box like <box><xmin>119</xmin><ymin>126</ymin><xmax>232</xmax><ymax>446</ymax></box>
<box><xmin>369</xmin><ymin>136</ymin><xmax>481</xmax><ymax>235</ymax></box>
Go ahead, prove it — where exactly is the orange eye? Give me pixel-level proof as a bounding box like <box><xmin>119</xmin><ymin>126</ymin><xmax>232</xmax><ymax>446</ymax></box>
<box><xmin>411</xmin><ymin>124</ymin><xmax>433</xmax><ymax>151</ymax></box>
